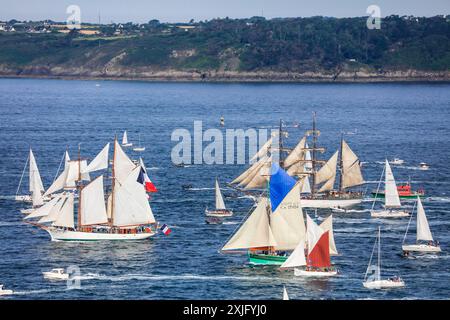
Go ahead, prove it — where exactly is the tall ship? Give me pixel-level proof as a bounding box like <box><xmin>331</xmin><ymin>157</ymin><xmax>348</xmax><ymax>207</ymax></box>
<box><xmin>230</xmin><ymin>113</ymin><xmax>365</xmax><ymax>208</ymax></box>
<box><xmin>24</xmin><ymin>138</ymin><xmax>158</xmax><ymax>241</ymax></box>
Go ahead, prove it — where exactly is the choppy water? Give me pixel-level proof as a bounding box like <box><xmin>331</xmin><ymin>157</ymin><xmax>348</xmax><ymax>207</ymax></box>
<box><xmin>0</xmin><ymin>78</ymin><xmax>449</xmax><ymax>300</ymax></box>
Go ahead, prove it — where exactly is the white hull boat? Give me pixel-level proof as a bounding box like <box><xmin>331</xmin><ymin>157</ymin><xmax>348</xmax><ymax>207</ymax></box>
<box><xmin>205</xmin><ymin>209</ymin><xmax>233</xmax><ymax>218</ymax></box>
<box><xmin>402</xmin><ymin>244</ymin><xmax>441</xmax><ymax>253</ymax></box>
<box><xmin>371</xmin><ymin>210</ymin><xmax>409</xmax><ymax>218</ymax></box>
<box><xmin>206</xmin><ymin>179</ymin><xmax>233</xmax><ymax>217</ymax></box>
<box><xmin>390</xmin><ymin>158</ymin><xmax>404</xmax><ymax>165</ymax></box>
<box><xmin>20</xmin><ymin>208</ymin><xmax>35</xmax><ymax>214</ymax></box>
<box><xmin>122</xmin><ymin>143</ymin><xmax>133</xmax><ymax>147</ymax></box>
<box><xmin>0</xmin><ymin>285</ymin><xmax>13</xmax><ymax>296</ymax></box>
<box><xmin>46</xmin><ymin>227</ymin><xmax>156</xmax><ymax>242</ymax></box>
<box><xmin>43</xmin><ymin>268</ymin><xmax>69</xmax><ymax>280</ymax></box>
<box><xmin>294</xmin><ymin>268</ymin><xmax>338</xmax><ymax>277</ymax></box>
<box><xmin>301</xmin><ymin>198</ymin><xmax>362</xmax><ymax>209</ymax></box>
<box><xmin>133</xmin><ymin>147</ymin><xmax>145</xmax><ymax>152</ymax></box>
<box><xmin>363</xmin><ymin>279</ymin><xmax>405</xmax><ymax>289</ymax></box>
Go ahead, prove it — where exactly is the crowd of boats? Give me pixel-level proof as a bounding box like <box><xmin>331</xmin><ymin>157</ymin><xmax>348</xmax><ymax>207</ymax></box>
<box><xmin>1</xmin><ymin>115</ymin><xmax>443</xmax><ymax>296</ymax></box>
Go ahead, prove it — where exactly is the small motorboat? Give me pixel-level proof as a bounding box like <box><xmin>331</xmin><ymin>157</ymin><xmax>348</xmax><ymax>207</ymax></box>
<box><xmin>182</xmin><ymin>184</ymin><xmax>193</xmax><ymax>190</ymax></box>
<box><xmin>0</xmin><ymin>284</ymin><xmax>13</xmax><ymax>296</ymax></box>
<box><xmin>43</xmin><ymin>268</ymin><xmax>69</xmax><ymax>280</ymax></box>
<box><xmin>419</xmin><ymin>162</ymin><xmax>429</xmax><ymax>170</ymax></box>
<box><xmin>390</xmin><ymin>158</ymin><xmax>404</xmax><ymax>165</ymax></box>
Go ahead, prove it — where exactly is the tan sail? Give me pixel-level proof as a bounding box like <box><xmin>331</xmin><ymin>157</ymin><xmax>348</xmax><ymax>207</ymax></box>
<box><xmin>222</xmin><ymin>198</ymin><xmax>277</xmax><ymax>251</ymax></box>
<box><xmin>270</xmin><ymin>183</ymin><xmax>306</xmax><ymax>250</ymax></box>
<box><xmin>283</xmin><ymin>137</ymin><xmax>306</xmax><ymax>169</ymax></box>
<box><xmin>319</xmin><ymin>215</ymin><xmax>338</xmax><ymax>255</ymax></box>
<box><xmin>232</xmin><ymin>156</ymin><xmax>267</xmax><ymax>185</ymax></box>
<box><xmin>316</xmin><ymin>151</ymin><xmax>338</xmax><ymax>192</ymax></box>
<box><xmin>250</xmin><ymin>137</ymin><xmax>273</xmax><ymax>162</ymax></box>
<box><xmin>341</xmin><ymin>140</ymin><xmax>364</xmax><ymax>189</ymax></box>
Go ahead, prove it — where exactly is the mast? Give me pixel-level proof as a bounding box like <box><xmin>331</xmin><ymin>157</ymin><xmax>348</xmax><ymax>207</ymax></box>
<box><xmin>77</xmin><ymin>143</ymin><xmax>82</xmax><ymax>229</ymax></box>
<box><xmin>110</xmin><ymin>136</ymin><xmax>117</xmax><ymax>226</ymax></box>
<box><xmin>377</xmin><ymin>227</ymin><xmax>381</xmax><ymax>281</ymax></box>
<box><xmin>338</xmin><ymin>132</ymin><xmax>344</xmax><ymax>193</ymax></box>
<box><xmin>311</xmin><ymin>113</ymin><xmax>318</xmax><ymax>196</ymax></box>
<box><xmin>279</xmin><ymin>119</ymin><xmax>284</xmax><ymax>167</ymax></box>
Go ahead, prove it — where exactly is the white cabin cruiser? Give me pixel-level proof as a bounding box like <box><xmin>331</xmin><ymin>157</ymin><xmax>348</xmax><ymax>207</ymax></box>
<box><xmin>43</xmin><ymin>268</ymin><xmax>69</xmax><ymax>280</ymax></box>
<box><xmin>419</xmin><ymin>162</ymin><xmax>429</xmax><ymax>170</ymax></box>
<box><xmin>390</xmin><ymin>158</ymin><xmax>404</xmax><ymax>165</ymax></box>
<box><xmin>0</xmin><ymin>284</ymin><xmax>13</xmax><ymax>295</ymax></box>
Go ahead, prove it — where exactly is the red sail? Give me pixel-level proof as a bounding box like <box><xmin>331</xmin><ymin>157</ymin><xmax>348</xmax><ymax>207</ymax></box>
<box><xmin>307</xmin><ymin>231</ymin><xmax>331</xmax><ymax>268</ymax></box>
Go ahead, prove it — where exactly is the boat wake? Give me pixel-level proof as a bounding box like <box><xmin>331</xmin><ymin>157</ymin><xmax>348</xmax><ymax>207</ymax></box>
<box><xmin>0</xmin><ymin>195</ymin><xmax>16</xmax><ymax>200</ymax></box>
<box><xmin>72</xmin><ymin>273</ymin><xmax>278</xmax><ymax>282</ymax></box>
<box><xmin>426</xmin><ymin>197</ymin><xmax>450</xmax><ymax>203</ymax></box>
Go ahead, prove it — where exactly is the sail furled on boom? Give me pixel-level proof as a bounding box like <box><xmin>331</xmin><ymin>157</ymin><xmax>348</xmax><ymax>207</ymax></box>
<box><xmin>341</xmin><ymin>140</ymin><xmax>364</xmax><ymax>189</ymax></box>
<box><xmin>315</xmin><ymin>151</ymin><xmax>338</xmax><ymax>193</ymax></box>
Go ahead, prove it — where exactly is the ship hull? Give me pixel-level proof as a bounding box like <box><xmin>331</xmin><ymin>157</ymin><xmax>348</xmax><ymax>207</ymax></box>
<box><xmin>248</xmin><ymin>253</ymin><xmax>288</xmax><ymax>265</ymax></box>
<box><xmin>371</xmin><ymin>193</ymin><xmax>424</xmax><ymax>199</ymax></box>
<box><xmin>402</xmin><ymin>244</ymin><xmax>441</xmax><ymax>253</ymax></box>
<box><xmin>46</xmin><ymin>228</ymin><xmax>156</xmax><ymax>242</ymax></box>
<box><xmin>294</xmin><ymin>268</ymin><xmax>338</xmax><ymax>277</ymax></box>
<box><xmin>371</xmin><ymin>210</ymin><xmax>409</xmax><ymax>218</ymax></box>
<box><xmin>363</xmin><ymin>279</ymin><xmax>405</xmax><ymax>289</ymax></box>
<box><xmin>300</xmin><ymin>198</ymin><xmax>362</xmax><ymax>209</ymax></box>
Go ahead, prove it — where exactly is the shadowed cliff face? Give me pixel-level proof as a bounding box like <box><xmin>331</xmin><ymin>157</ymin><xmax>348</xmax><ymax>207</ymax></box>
<box><xmin>0</xmin><ymin>15</ymin><xmax>449</xmax><ymax>81</ymax></box>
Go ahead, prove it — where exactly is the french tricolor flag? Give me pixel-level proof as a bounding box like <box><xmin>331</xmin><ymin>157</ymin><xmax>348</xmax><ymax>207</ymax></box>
<box><xmin>160</xmin><ymin>224</ymin><xmax>172</xmax><ymax>236</ymax></box>
<box><xmin>137</xmin><ymin>161</ymin><xmax>157</xmax><ymax>193</ymax></box>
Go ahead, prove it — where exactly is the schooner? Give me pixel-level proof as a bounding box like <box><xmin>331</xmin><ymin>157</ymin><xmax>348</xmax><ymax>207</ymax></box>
<box><xmin>230</xmin><ymin>113</ymin><xmax>365</xmax><ymax>208</ymax></box>
<box><xmin>16</xmin><ymin>148</ymin><xmax>46</xmax><ymax>203</ymax></box>
<box><xmin>24</xmin><ymin>138</ymin><xmax>158</xmax><ymax>241</ymax></box>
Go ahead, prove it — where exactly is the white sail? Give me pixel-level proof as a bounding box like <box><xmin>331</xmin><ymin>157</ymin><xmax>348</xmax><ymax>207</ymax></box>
<box><xmin>113</xmin><ymin>166</ymin><xmax>155</xmax><ymax>227</ymax></box>
<box><xmin>306</xmin><ymin>214</ymin><xmax>326</xmax><ymax>253</ymax></box>
<box><xmin>122</xmin><ymin>131</ymin><xmax>129</xmax><ymax>145</ymax></box>
<box><xmin>222</xmin><ymin>198</ymin><xmax>277</xmax><ymax>251</ymax></box>
<box><xmin>315</xmin><ymin>151</ymin><xmax>338</xmax><ymax>192</ymax></box>
<box><xmin>29</xmin><ymin>148</ymin><xmax>44</xmax><ymax>194</ymax></box>
<box><xmin>25</xmin><ymin>194</ymin><xmax>63</xmax><ymax>219</ymax></box>
<box><xmin>301</xmin><ymin>177</ymin><xmax>311</xmax><ymax>194</ymax></box>
<box><xmin>384</xmin><ymin>160</ymin><xmax>401</xmax><ymax>208</ymax></box>
<box><xmin>215</xmin><ymin>179</ymin><xmax>226</xmax><ymax>210</ymax></box>
<box><xmin>280</xmin><ymin>240</ymin><xmax>306</xmax><ymax>269</ymax></box>
<box><xmin>282</xmin><ymin>286</ymin><xmax>290</xmax><ymax>300</ymax></box>
<box><xmin>82</xmin><ymin>143</ymin><xmax>110</xmax><ymax>173</ymax></box>
<box><xmin>80</xmin><ymin>176</ymin><xmax>108</xmax><ymax>226</ymax></box>
<box><xmin>319</xmin><ymin>215</ymin><xmax>338</xmax><ymax>255</ymax></box>
<box><xmin>114</xmin><ymin>139</ymin><xmax>137</xmax><ymax>185</ymax></box>
<box><xmin>270</xmin><ymin>183</ymin><xmax>306</xmax><ymax>251</ymax></box>
<box><xmin>416</xmin><ymin>198</ymin><xmax>433</xmax><ymax>241</ymax></box>
<box><xmin>341</xmin><ymin>140</ymin><xmax>364</xmax><ymax>189</ymax></box>
<box><xmin>284</xmin><ymin>137</ymin><xmax>306</xmax><ymax>168</ymax></box>
<box><xmin>53</xmin><ymin>193</ymin><xmax>74</xmax><ymax>229</ymax></box>
<box><xmin>66</xmin><ymin>160</ymin><xmax>90</xmax><ymax>188</ymax></box>
<box><xmin>38</xmin><ymin>194</ymin><xmax>67</xmax><ymax>223</ymax></box>
<box><xmin>31</xmin><ymin>190</ymin><xmax>44</xmax><ymax>207</ymax></box>
<box><xmin>43</xmin><ymin>168</ymin><xmax>69</xmax><ymax>197</ymax></box>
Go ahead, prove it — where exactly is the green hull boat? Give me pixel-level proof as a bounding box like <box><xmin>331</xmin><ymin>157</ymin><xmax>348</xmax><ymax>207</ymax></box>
<box><xmin>248</xmin><ymin>252</ymin><xmax>288</xmax><ymax>265</ymax></box>
<box><xmin>371</xmin><ymin>192</ymin><xmax>425</xmax><ymax>199</ymax></box>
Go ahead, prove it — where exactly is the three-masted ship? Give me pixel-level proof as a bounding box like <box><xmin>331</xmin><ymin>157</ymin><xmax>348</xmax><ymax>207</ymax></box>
<box><xmin>230</xmin><ymin>113</ymin><xmax>365</xmax><ymax>208</ymax></box>
<box><xmin>24</xmin><ymin>138</ymin><xmax>158</xmax><ymax>241</ymax></box>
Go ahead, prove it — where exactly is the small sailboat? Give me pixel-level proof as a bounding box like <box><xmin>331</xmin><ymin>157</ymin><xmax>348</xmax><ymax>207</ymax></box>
<box><xmin>371</xmin><ymin>160</ymin><xmax>409</xmax><ymax>218</ymax></box>
<box><xmin>363</xmin><ymin>227</ymin><xmax>405</xmax><ymax>289</ymax></box>
<box><xmin>402</xmin><ymin>197</ymin><xmax>441</xmax><ymax>253</ymax></box>
<box><xmin>205</xmin><ymin>179</ymin><xmax>233</xmax><ymax>218</ymax></box>
<box><xmin>43</xmin><ymin>268</ymin><xmax>69</xmax><ymax>280</ymax></box>
<box><xmin>0</xmin><ymin>284</ymin><xmax>13</xmax><ymax>296</ymax></box>
<box><xmin>282</xmin><ymin>286</ymin><xmax>289</xmax><ymax>300</ymax></box>
<box><xmin>15</xmin><ymin>148</ymin><xmax>47</xmax><ymax>203</ymax></box>
<box><xmin>121</xmin><ymin>130</ymin><xmax>133</xmax><ymax>147</ymax></box>
<box><xmin>419</xmin><ymin>162</ymin><xmax>429</xmax><ymax>170</ymax></box>
<box><xmin>281</xmin><ymin>214</ymin><xmax>338</xmax><ymax>277</ymax></box>
<box><xmin>133</xmin><ymin>133</ymin><xmax>146</xmax><ymax>152</ymax></box>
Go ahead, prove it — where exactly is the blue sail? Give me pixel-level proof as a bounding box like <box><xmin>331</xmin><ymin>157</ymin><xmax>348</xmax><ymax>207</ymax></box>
<box><xmin>270</xmin><ymin>163</ymin><xmax>296</xmax><ymax>212</ymax></box>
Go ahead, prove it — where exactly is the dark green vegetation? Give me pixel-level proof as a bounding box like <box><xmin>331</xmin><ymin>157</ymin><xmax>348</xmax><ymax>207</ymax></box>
<box><xmin>0</xmin><ymin>15</ymin><xmax>449</xmax><ymax>79</ymax></box>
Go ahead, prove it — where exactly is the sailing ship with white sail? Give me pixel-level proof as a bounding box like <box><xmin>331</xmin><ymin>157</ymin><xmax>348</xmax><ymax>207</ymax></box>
<box><xmin>133</xmin><ymin>133</ymin><xmax>146</xmax><ymax>152</ymax></box>
<box><xmin>363</xmin><ymin>227</ymin><xmax>405</xmax><ymax>289</ymax></box>
<box><xmin>280</xmin><ymin>214</ymin><xmax>338</xmax><ymax>277</ymax></box>
<box><xmin>16</xmin><ymin>148</ymin><xmax>47</xmax><ymax>204</ymax></box>
<box><xmin>23</xmin><ymin>139</ymin><xmax>158</xmax><ymax>241</ymax></box>
<box><xmin>205</xmin><ymin>178</ymin><xmax>233</xmax><ymax>218</ymax></box>
<box><xmin>402</xmin><ymin>197</ymin><xmax>441</xmax><ymax>253</ymax></box>
<box><xmin>222</xmin><ymin>163</ymin><xmax>338</xmax><ymax>265</ymax></box>
<box><xmin>122</xmin><ymin>130</ymin><xmax>133</xmax><ymax>147</ymax></box>
<box><xmin>371</xmin><ymin>160</ymin><xmax>409</xmax><ymax>218</ymax></box>
<box><xmin>229</xmin><ymin>114</ymin><xmax>365</xmax><ymax>208</ymax></box>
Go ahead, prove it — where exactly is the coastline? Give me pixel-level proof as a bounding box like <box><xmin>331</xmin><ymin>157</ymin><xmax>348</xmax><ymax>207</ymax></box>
<box><xmin>1</xmin><ymin>69</ymin><xmax>449</xmax><ymax>83</ymax></box>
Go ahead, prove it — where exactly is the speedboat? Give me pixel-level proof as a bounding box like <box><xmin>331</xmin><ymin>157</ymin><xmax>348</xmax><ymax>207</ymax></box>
<box><xmin>371</xmin><ymin>209</ymin><xmax>409</xmax><ymax>218</ymax></box>
<box><xmin>390</xmin><ymin>158</ymin><xmax>404</xmax><ymax>165</ymax></box>
<box><xmin>363</xmin><ymin>278</ymin><xmax>405</xmax><ymax>289</ymax></box>
<box><xmin>419</xmin><ymin>162</ymin><xmax>429</xmax><ymax>170</ymax></box>
<box><xmin>43</xmin><ymin>268</ymin><xmax>69</xmax><ymax>280</ymax></box>
<box><xmin>0</xmin><ymin>284</ymin><xmax>13</xmax><ymax>296</ymax></box>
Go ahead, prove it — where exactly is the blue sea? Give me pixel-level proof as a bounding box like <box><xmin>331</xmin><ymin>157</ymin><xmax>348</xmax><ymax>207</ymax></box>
<box><xmin>0</xmin><ymin>78</ymin><xmax>449</xmax><ymax>300</ymax></box>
